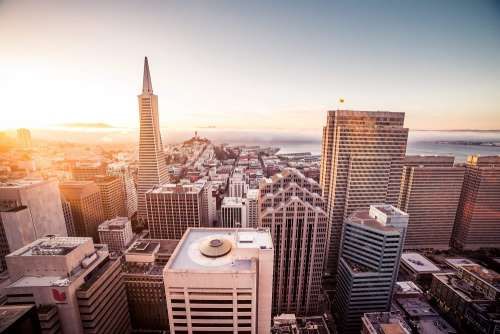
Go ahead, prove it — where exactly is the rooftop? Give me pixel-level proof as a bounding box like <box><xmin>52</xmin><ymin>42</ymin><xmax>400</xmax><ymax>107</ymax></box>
<box><xmin>445</xmin><ymin>257</ymin><xmax>477</xmax><ymax>269</ymax></box>
<box><xmin>395</xmin><ymin>281</ymin><xmax>424</xmax><ymax>295</ymax></box>
<box><xmin>222</xmin><ymin>196</ymin><xmax>245</xmax><ymax>206</ymax></box>
<box><xmin>0</xmin><ymin>179</ymin><xmax>46</xmax><ymax>189</ymax></box>
<box><xmin>148</xmin><ymin>182</ymin><xmax>203</xmax><ymax>194</ymax></box>
<box><xmin>99</xmin><ymin>217</ymin><xmax>130</xmax><ymax>231</ymax></box>
<box><xmin>10</xmin><ymin>236</ymin><xmax>91</xmax><ymax>257</ymax></box>
<box><xmin>433</xmin><ymin>273</ymin><xmax>492</xmax><ymax>301</ymax></box>
<box><xmin>396</xmin><ymin>298</ymin><xmax>439</xmax><ymax>319</ymax></box>
<box><xmin>362</xmin><ymin>312</ymin><xmax>411</xmax><ymax>334</ymax></box>
<box><xmin>0</xmin><ymin>304</ymin><xmax>36</xmax><ymax>332</ymax></box>
<box><xmin>401</xmin><ymin>253</ymin><xmax>441</xmax><ymax>273</ymax></box>
<box><xmin>168</xmin><ymin>228</ymin><xmax>273</xmax><ymax>271</ymax></box>
<box><xmin>460</xmin><ymin>264</ymin><xmax>500</xmax><ymax>287</ymax></box>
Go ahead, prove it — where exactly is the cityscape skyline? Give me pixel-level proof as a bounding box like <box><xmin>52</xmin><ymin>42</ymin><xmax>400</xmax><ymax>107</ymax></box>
<box><xmin>1</xmin><ymin>0</ymin><xmax>500</xmax><ymax>131</ymax></box>
<box><xmin>0</xmin><ymin>2</ymin><xmax>499</xmax><ymax>333</ymax></box>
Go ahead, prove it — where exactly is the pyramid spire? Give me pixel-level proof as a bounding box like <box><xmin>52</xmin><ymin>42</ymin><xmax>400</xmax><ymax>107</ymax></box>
<box><xmin>142</xmin><ymin>57</ymin><xmax>153</xmax><ymax>94</ymax></box>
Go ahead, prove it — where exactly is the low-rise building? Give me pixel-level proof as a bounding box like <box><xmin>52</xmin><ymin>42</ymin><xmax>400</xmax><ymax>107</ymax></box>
<box><xmin>400</xmin><ymin>252</ymin><xmax>441</xmax><ymax>286</ymax></box>
<box><xmin>98</xmin><ymin>217</ymin><xmax>134</xmax><ymax>253</ymax></box>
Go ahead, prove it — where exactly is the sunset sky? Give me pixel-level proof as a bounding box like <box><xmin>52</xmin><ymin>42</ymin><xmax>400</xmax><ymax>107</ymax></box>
<box><xmin>1</xmin><ymin>0</ymin><xmax>499</xmax><ymax>131</ymax></box>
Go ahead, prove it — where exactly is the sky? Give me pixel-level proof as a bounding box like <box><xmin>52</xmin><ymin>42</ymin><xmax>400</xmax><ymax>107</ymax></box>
<box><xmin>1</xmin><ymin>0</ymin><xmax>500</xmax><ymax>131</ymax></box>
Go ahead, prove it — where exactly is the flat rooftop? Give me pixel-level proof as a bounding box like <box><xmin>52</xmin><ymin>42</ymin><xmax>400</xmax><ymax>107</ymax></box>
<box><xmin>445</xmin><ymin>257</ymin><xmax>477</xmax><ymax>269</ymax></box>
<box><xmin>363</xmin><ymin>312</ymin><xmax>411</xmax><ymax>334</ymax></box>
<box><xmin>401</xmin><ymin>252</ymin><xmax>441</xmax><ymax>273</ymax></box>
<box><xmin>148</xmin><ymin>183</ymin><xmax>203</xmax><ymax>194</ymax></box>
<box><xmin>222</xmin><ymin>196</ymin><xmax>245</xmax><ymax>206</ymax></box>
<box><xmin>348</xmin><ymin>210</ymin><xmax>400</xmax><ymax>233</ymax></box>
<box><xmin>168</xmin><ymin>228</ymin><xmax>272</xmax><ymax>271</ymax></box>
<box><xmin>460</xmin><ymin>264</ymin><xmax>500</xmax><ymax>287</ymax></box>
<box><xmin>99</xmin><ymin>217</ymin><xmax>130</xmax><ymax>231</ymax></box>
<box><xmin>396</xmin><ymin>297</ymin><xmax>439</xmax><ymax>319</ymax></box>
<box><xmin>126</xmin><ymin>239</ymin><xmax>179</xmax><ymax>256</ymax></box>
<box><xmin>10</xmin><ymin>237</ymin><xmax>91</xmax><ymax>257</ymax></box>
<box><xmin>0</xmin><ymin>179</ymin><xmax>46</xmax><ymax>189</ymax></box>
<box><xmin>395</xmin><ymin>281</ymin><xmax>423</xmax><ymax>295</ymax></box>
<box><xmin>0</xmin><ymin>304</ymin><xmax>36</xmax><ymax>332</ymax></box>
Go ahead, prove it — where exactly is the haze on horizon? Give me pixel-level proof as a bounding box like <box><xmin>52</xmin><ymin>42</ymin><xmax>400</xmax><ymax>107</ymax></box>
<box><xmin>1</xmin><ymin>0</ymin><xmax>499</xmax><ymax>131</ymax></box>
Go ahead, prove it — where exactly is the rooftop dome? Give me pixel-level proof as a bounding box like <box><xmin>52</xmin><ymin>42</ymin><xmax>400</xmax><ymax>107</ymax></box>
<box><xmin>199</xmin><ymin>237</ymin><xmax>232</xmax><ymax>258</ymax></box>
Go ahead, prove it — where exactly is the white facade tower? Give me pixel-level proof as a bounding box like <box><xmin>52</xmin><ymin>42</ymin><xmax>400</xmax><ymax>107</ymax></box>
<box><xmin>137</xmin><ymin>57</ymin><xmax>169</xmax><ymax>221</ymax></box>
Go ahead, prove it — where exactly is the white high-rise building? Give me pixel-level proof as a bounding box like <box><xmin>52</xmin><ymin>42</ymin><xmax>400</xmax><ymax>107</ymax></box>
<box><xmin>229</xmin><ymin>170</ymin><xmax>248</xmax><ymax>198</ymax></box>
<box><xmin>334</xmin><ymin>204</ymin><xmax>408</xmax><ymax>334</ymax></box>
<box><xmin>137</xmin><ymin>57</ymin><xmax>169</xmax><ymax>221</ymax></box>
<box><xmin>164</xmin><ymin>228</ymin><xmax>274</xmax><ymax>334</ymax></box>
<box><xmin>245</xmin><ymin>189</ymin><xmax>259</xmax><ymax>228</ymax></box>
<box><xmin>221</xmin><ymin>197</ymin><xmax>247</xmax><ymax>228</ymax></box>
<box><xmin>107</xmin><ymin>162</ymin><xmax>138</xmax><ymax>219</ymax></box>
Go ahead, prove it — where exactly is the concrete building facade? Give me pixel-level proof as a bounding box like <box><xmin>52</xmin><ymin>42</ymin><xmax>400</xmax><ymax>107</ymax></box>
<box><xmin>0</xmin><ymin>179</ymin><xmax>67</xmax><ymax>238</ymax></box>
<box><xmin>452</xmin><ymin>155</ymin><xmax>500</xmax><ymax>250</ymax></box>
<box><xmin>398</xmin><ymin>156</ymin><xmax>465</xmax><ymax>250</ymax></box>
<box><xmin>259</xmin><ymin>168</ymin><xmax>328</xmax><ymax>315</ymax></box>
<box><xmin>3</xmin><ymin>236</ymin><xmax>130</xmax><ymax>334</ymax></box>
<box><xmin>164</xmin><ymin>228</ymin><xmax>274</xmax><ymax>334</ymax></box>
<box><xmin>59</xmin><ymin>181</ymin><xmax>105</xmax><ymax>242</ymax></box>
<box><xmin>319</xmin><ymin>110</ymin><xmax>408</xmax><ymax>274</ymax></box>
<box><xmin>122</xmin><ymin>238</ymin><xmax>178</xmax><ymax>331</ymax></box>
<box><xmin>333</xmin><ymin>205</ymin><xmax>408</xmax><ymax>334</ymax></box>
<box><xmin>98</xmin><ymin>217</ymin><xmax>134</xmax><ymax>252</ymax></box>
<box><xmin>146</xmin><ymin>182</ymin><xmax>208</xmax><ymax>240</ymax></box>
<box><xmin>94</xmin><ymin>175</ymin><xmax>127</xmax><ymax>220</ymax></box>
<box><xmin>246</xmin><ymin>189</ymin><xmax>259</xmax><ymax>228</ymax></box>
<box><xmin>107</xmin><ymin>162</ymin><xmax>138</xmax><ymax>219</ymax></box>
<box><xmin>221</xmin><ymin>197</ymin><xmax>247</xmax><ymax>228</ymax></box>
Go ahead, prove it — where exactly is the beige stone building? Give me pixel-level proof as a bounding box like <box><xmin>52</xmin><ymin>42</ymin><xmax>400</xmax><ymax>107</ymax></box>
<box><xmin>98</xmin><ymin>217</ymin><xmax>134</xmax><ymax>252</ymax></box>
<box><xmin>259</xmin><ymin>168</ymin><xmax>327</xmax><ymax>316</ymax></box>
<box><xmin>4</xmin><ymin>236</ymin><xmax>130</xmax><ymax>334</ymax></box>
<box><xmin>398</xmin><ymin>156</ymin><xmax>465</xmax><ymax>250</ymax></box>
<box><xmin>59</xmin><ymin>181</ymin><xmax>105</xmax><ymax>242</ymax></box>
<box><xmin>452</xmin><ymin>155</ymin><xmax>500</xmax><ymax>250</ymax></box>
<box><xmin>320</xmin><ymin>110</ymin><xmax>408</xmax><ymax>274</ymax></box>
<box><xmin>72</xmin><ymin>161</ymin><xmax>105</xmax><ymax>181</ymax></box>
<box><xmin>164</xmin><ymin>228</ymin><xmax>273</xmax><ymax>334</ymax></box>
<box><xmin>94</xmin><ymin>175</ymin><xmax>127</xmax><ymax>220</ymax></box>
<box><xmin>146</xmin><ymin>182</ymin><xmax>208</xmax><ymax>240</ymax></box>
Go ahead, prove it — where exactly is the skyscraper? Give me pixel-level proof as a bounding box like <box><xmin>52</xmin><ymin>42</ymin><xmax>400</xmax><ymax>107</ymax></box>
<box><xmin>137</xmin><ymin>57</ymin><xmax>169</xmax><ymax>221</ymax></box>
<box><xmin>398</xmin><ymin>156</ymin><xmax>465</xmax><ymax>250</ymax></box>
<box><xmin>107</xmin><ymin>162</ymin><xmax>138</xmax><ymax>218</ymax></box>
<box><xmin>320</xmin><ymin>110</ymin><xmax>408</xmax><ymax>274</ymax></box>
<box><xmin>452</xmin><ymin>155</ymin><xmax>500</xmax><ymax>250</ymax></box>
<box><xmin>259</xmin><ymin>168</ymin><xmax>328</xmax><ymax>315</ymax></box>
<box><xmin>94</xmin><ymin>175</ymin><xmax>127</xmax><ymax>220</ymax></box>
<box><xmin>59</xmin><ymin>181</ymin><xmax>105</xmax><ymax>242</ymax></box>
<box><xmin>333</xmin><ymin>205</ymin><xmax>408</xmax><ymax>333</ymax></box>
<box><xmin>16</xmin><ymin>128</ymin><xmax>32</xmax><ymax>149</ymax></box>
<box><xmin>0</xmin><ymin>180</ymin><xmax>68</xmax><ymax>268</ymax></box>
<box><xmin>164</xmin><ymin>228</ymin><xmax>274</xmax><ymax>334</ymax></box>
<box><xmin>0</xmin><ymin>180</ymin><xmax>67</xmax><ymax>238</ymax></box>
